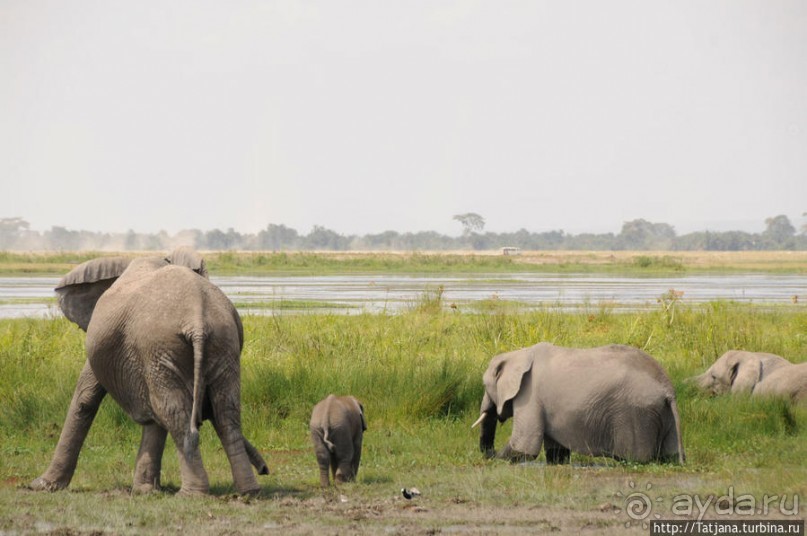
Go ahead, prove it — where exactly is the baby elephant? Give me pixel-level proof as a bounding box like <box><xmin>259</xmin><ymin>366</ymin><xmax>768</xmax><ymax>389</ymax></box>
<box><xmin>310</xmin><ymin>395</ymin><xmax>367</xmax><ymax>487</ymax></box>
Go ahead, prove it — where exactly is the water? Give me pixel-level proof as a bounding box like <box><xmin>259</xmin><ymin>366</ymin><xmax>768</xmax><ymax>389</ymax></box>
<box><xmin>1</xmin><ymin>273</ymin><xmax>804</xmax><ymax>319</ymax></box>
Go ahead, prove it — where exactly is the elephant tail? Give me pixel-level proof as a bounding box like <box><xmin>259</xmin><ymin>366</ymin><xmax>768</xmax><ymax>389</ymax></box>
<box><xmin>185</xmin><ymin>330</ymin><xmax>205</xmax><ymax>458</ymax></box>
<box><xmin>322</xmin><ymin>429</ymin><xmax>336</xmax><ymax>453</ymax></box>
<box><xmin>667</xmin><ymin>395</ymin><xmax>685</xmax><ymax>464</ymax></box>
<box><xmin>322</xmin><ymin>395</ymin><xmax>336</xmax><ymax>452</ymax></box>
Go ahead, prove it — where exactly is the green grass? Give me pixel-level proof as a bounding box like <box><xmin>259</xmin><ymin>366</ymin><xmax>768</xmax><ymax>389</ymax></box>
<box><xmin>231</xmin><ymin>299</ymin><xmax>355</xmax><ymax>311</ymax></box>
<box><xmin>1</xmin><ymin>303</ymin><xmax>806</xmax><ymax>533</ymax></box>
<box><xmin>3</xmin><ymin>250</ymin><xmax>807</xmax><ymax>276</ymax></box>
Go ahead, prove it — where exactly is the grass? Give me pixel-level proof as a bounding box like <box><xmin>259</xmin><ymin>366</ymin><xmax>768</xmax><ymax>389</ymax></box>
<box><xmin>1</xmin><ymin>301</ymin><xmax>806</xmax><ymax>533</ymax></box>
<box><xmin>2</xmin><ymin>250</ymin><xmax>807</xmax><ymax>276</ymax></box>
<box><xmin>231</xmin><ymin>299</ymin><xmax>355</xmax><ymax>311</ymax></box>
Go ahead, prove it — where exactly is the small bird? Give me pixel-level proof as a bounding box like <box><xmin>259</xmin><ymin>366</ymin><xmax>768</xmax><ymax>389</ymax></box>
<box><xmin>401</xmin><ymin>487</ymin><xmax>421</xmax><ymax>500</ymax></box>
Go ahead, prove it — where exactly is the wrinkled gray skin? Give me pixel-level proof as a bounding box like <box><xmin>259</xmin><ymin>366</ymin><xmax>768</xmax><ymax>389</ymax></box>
<box><xmin>474</xmin><ymin>343</ymin><xmax>684</xmax><ymax>464</ymax></box>
<box><xmin>310</xmin><ymin>395</ymin><xmax>367</xmax><ymax>487</ymax></box>
<box><xmin>688</xmin><ymin>350</ymin><xmax>792</xmax><ymax>396</ymax></box>
<box><xmin>29</xmin><ymin>248</ymin><xmax>269</xmax><ymax>495</ymax></box>
<box><xmin>753</xmin><ymin>363</ymin><xmax>807</xmax><ymax>405</ymax></box>
<box><xmin>690</xmin><ymin>350</ymin><xmax>806</xmax><ymax>404</ymax></box>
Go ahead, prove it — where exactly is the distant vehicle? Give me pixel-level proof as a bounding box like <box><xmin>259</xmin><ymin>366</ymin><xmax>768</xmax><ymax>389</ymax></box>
<box><xmin>500</xmin><ymin>247</ymin><xmax>521</xmax><ymax>256</ymax></box>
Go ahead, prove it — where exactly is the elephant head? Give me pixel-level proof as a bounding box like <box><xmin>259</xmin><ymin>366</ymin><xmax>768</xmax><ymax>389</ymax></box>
<box><xmin>165</xmin><ymin>246</ymin><xmax>208</xmax><ymax>278</ymax></box>
<box><xmin>473</xmin><ymin>349</ymin><xmax>535</xmax><ymax>457</ymax></box>
<box><xmin>688</xmin><ymin>350</ymin><xmax>792</xmax><ymax>395</ymax></box>
<box><xmin>56</xmin><ymin>248</ymin><xmax>208</xmax><ymax>332</ymax></box>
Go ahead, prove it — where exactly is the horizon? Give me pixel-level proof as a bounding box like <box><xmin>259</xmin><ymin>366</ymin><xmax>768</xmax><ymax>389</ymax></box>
<box><xmin>2</xmin><ymin>214</ymin><xmax>797</xmax><ymax>238</ymax></box>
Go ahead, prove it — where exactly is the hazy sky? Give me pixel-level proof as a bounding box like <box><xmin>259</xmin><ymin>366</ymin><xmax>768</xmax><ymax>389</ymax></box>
<box><xmin>2</xmin><ymin>1</ymin><xmax>805</xmax><ymax>237</ymax></box>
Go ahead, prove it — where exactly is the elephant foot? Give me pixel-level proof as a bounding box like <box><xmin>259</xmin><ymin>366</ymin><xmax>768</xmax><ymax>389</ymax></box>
<box><xmin>28</xmin><ymin>476</ymin><xmax>67</xmax><ymax>492</ymax></box>
<box><xmin>131</xmin><ymin>481</ymin><xmax>161</xmax><ymax>495</ymax></box>
<box><xmin>236</xmin><ymin>485</ymin><xmax>261</xmax><ymax>497</ymax></box>
<box><xmin>497</xmin><ymin>445</ymin><xmax>536</xmax><ymax>464</ymax></box>
<box><xmin>177</xmin><ymin>486</ymin><xmax>209</xmax><ymax>497</ymax></box>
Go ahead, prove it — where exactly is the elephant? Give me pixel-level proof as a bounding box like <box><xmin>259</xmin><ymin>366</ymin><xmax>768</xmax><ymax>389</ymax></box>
<box><xmin>752</xmin><ymin>363</ymin><xmax>807</xmax><ymax>405</ymax></box>
<box><xmin>472</xmin><ymin>342</ymin><xmax>684</xmax><ymax>464</ymax></box>
<box><xmin>310</xmin><ymin>395</ymin><xmax>367</xmax><ymax>487</ymax></box>
<box><xmin>688</xmin><ymin>350</ymin><xmax>792</xmax><ymax>396</ymax></box>
<box><xmin>29</xmin><ymin>248</ymin><xmax>269</xmax><ymax>495</ymax></box>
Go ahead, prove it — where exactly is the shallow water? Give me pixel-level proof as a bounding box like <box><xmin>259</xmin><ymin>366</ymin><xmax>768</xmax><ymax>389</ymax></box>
<box><xmin>1</xmin><ymin>273</ymin><xmax>804</xmax><ymax>319</ymax></box>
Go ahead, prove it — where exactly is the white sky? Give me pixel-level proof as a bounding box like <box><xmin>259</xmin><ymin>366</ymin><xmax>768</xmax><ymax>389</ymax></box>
<box><xmin>1</xmin><ymin>1</ymin><xmax>805</xmax><ymax>237</ymax></box>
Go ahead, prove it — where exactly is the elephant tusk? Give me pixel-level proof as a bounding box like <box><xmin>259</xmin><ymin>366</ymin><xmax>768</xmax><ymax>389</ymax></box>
<box><xmin>471</xmin><ymin>412</ymin><xmax>487</xmax><ymax>429</ymax></box>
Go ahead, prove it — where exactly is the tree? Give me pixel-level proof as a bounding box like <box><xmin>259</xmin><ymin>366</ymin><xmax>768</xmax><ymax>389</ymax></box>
<box><xmin>453</xmin><ymin>213</ymin><xmax>485</xmax><ymax>236</ymax></box>
<box><xmin>258</xmin><ymin>224</ymin><xmax>299</xmax><ymax>250</ymax></box>
<box><xmin>618</xmin><ymin>219</ymin><xmax>676</xmax><ymax>250</ymax></box>
<box><xmin>304</xmin><ymin>225</ymin><xmax>349</xmax><ymax>250</ymax></box>
<box><xmin>0</xmin><ymin>217</ymin><xmax>30</xmax><ymax>249</ymax></box>
<box><xmin>763</xmin><ymin>215</ymin><xmax>795</xmax><ymax>245</ymax></box>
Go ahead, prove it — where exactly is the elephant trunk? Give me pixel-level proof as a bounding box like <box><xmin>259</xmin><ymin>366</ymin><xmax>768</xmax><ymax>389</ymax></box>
<box><xmin>685</xmin><ymin>372</ymin><xmax>711</xmax><ymax>393</ymax></box>
<box><xmin>476</xmin><ymin>392</ymin><xmax>498</xmax><ymax>458</ymax></box>
<box><xmin>478</xmin><ymin>411</ymin><xmax>498</xmax><ymax>458</ymax></box>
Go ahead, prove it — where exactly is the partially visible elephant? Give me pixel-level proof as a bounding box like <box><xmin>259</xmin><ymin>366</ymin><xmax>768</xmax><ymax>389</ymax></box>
<box><xmin>688</xmin><ymin>350</ymin><xmax>792</xmax><ymax>396</ymax></box>
<box><xmin>310</xmin><ymin>395</ymin><xmax>367</xmax><ymax>487</ymax></box>
<box><xmin>752</xmin><ymin>363</ymin><xmax>807</xmax><ymax>405</ymax></box>
<box><xmin>473</xmin><ymin>343</ymin><xmax>684</xmax><ymax>464</ymax></box>
<box><xmin>29</xmin><ymin>248</ymin><xmax>268</xmax><ymax>495</ymax></box>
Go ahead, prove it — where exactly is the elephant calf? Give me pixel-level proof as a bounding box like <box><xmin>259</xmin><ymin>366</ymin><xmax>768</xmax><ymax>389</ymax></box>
<box><xmin>310</xmin><ymin>395</ymin><xmax>367</xmax><ymax>487</ymax></box>
<box><xmin>690</xmin><ymin>350</ymin><xmax>807</xmax><ymax>405</ymax></box>
<box><xmin>473</xmin><ymin>342</ymin><xmax>685</xmax><ymax>464</ymax></box>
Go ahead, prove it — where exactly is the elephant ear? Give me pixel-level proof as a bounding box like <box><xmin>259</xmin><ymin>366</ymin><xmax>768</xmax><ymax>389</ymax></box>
<box><xmin>493</xmin><ymin>350</ymin><xmax>534</xmax><ymax>416</ymax></box>
<box><xmin>352</xmin><ymin>398</ymin><xmax>368</xmax><ymax>431</ymax></box>
<box><xmin>729</xmin><ymin>354</ymin><xmax>762</xmax><ymax>393</ymax></box>
<box><xmin>55</xmin><ymin>256</ymin><xmax>132</xmax><ymax>331</ymax></box>
<box><xmin>165</xmin><ymin>246</ymin><xmax>208</xmax><ymax>278</ymax></box>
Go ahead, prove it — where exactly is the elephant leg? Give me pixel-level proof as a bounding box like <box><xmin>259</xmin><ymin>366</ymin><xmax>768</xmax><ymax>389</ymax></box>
<box><xmin>167</xmin><ymin>424</ymin><xmax>209</xmax><ymax>495</ymax></box>
<box><xmin>544</xmin><ymin>436</ymin><xmax>570</xmax><ymax>465</ymax></box>
<box><xmin>156</xmin><ymin>392</ymin><xmax>209</xmax><ymax>495</ymax></box>
<box><xmin>311</xmin><ymin>430</ymin><xmax>332</xmax><ymax>487</ymax></box>
<box><xmin>30</xmin><ymin>361</ymin><xmax>106</xmax><ymax>491</ymax></box>
<box><xmin>350</xmin><ymin>436</ymin><xmax>362</xmax><ymax>481</ymax></box>
<box><xmin>132</xmin><ymin>423</ymin><xmax>168</xmax><ymax>494</ymax></box>
<box><xmin>243</xmin><ymin>437</ymin><xmax>269</xmax><ymax>475</ymax></box>
<box><xmin>333</xmin><ymin>443</ymin><xmax>356</xmax><ymax>484</ymax></box>
<box><xmin>208</xmin><ymin>390</ymin><xmax>260</xmax><ymax>495</ymax></box>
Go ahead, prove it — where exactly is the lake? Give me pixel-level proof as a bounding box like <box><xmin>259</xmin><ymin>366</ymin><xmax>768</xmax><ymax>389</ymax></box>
<box><xmin>1</xmin><ymin>273</ymin><xmax>804</xmax><ymax>319</ymax></box>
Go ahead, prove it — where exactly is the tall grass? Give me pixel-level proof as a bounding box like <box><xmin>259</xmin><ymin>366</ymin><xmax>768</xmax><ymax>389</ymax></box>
<box><xmin>1</xmin><ymin>302</ymin><xmax>805</xmax><ymax>532</ymax></box>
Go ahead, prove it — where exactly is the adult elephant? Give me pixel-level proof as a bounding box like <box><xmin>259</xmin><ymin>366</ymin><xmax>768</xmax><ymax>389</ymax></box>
<box><xmin>688</xmin><ymin>350</ymin><xmax>792</xmax><ymax>396</ymax></box>
<box><xmin>29</xmin><ymin>248</ymin><xmax>268</xmax><ymax>495</ymax></box>
<box><xmin>472</xmin><ymin>343</ymin><xmax>684</xmax><ymax>464</ymax></box>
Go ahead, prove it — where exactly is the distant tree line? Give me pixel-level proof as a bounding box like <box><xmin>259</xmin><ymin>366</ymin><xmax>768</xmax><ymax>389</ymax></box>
<box><xmin>0</xmin><ymin>215</ymin><xmax>805</xmax><ymax>252</ymax></box>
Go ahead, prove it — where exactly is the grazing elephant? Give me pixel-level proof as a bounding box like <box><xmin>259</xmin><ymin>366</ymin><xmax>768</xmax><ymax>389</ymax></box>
<box><xmin>310</xmin><ymin>395</ymin><xmax>367</xmax><ymax>487</ymax></box>
<box><xmin>472</xmin><ymin>343</ymin><xmax>684</xmax><ymax>464</ymax></box>
<box><xmin>752</xmin><ymin>363</ymin><xmax>807</xmax><ymax>405</ymax></box>
<box><xmin>688</xmin><ymin>350</ymin><xmax>792</xmax><ymax>396</ymax></box>
<box><xmin>29</xmin><ymin>248</ymin><xmax>269</xmax><ymax>495</ymax></box>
